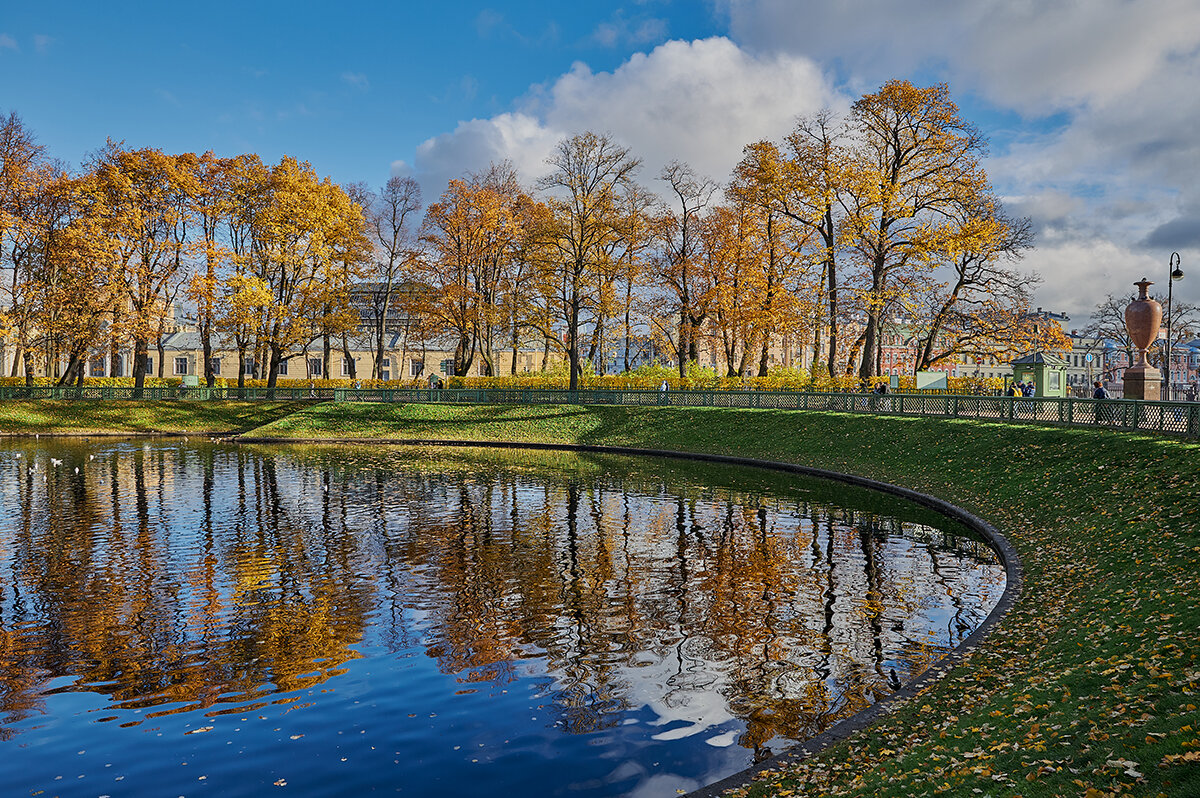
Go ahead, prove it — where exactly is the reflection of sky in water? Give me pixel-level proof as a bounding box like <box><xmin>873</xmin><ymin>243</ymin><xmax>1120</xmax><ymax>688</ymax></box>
<box><xmin>0</xmin><ymin>442</ymin><xmax>1003</xmax><ymax>797</ymax></box>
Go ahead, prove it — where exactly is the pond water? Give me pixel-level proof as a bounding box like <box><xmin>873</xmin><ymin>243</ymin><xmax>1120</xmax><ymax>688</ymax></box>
<box><xmin>0</xmin><ymin>441</ymin><xmax>1004</xmax><ymax>797</ymax></box>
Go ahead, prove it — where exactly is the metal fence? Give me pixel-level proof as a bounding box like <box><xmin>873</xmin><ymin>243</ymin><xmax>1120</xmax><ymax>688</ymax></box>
<box><xmin>1</xmin><ymin>385</ymin><xmax>1197</xmax><ymax>438</ymax></box>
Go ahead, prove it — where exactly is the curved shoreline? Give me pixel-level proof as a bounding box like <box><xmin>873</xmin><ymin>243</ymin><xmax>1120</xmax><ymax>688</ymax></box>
<box><xmin>234</xmin><ymin>435</ymin><xmax>1023</xmax><ymax>798</ymax></box>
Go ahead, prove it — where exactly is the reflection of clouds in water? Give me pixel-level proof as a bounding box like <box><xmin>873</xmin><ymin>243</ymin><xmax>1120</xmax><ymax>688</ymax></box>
<box><xmin>0</xmin><ymin>442</ymin><xmax>1004</xmax><ymax>798</ymax></box>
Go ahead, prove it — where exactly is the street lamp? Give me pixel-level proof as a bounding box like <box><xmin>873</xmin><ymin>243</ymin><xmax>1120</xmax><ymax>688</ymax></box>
<box><xmin>1166</xmin><ymin>252</ymin><xmax>1184</xmax><ymax>395</ymax></box>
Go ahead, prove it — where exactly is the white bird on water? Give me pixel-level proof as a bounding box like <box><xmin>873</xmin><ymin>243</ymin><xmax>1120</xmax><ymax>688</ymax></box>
<box><xmin>50</xmin><ymin>458</ymin><xmax>62</xmax><ymax>467</ymax></box>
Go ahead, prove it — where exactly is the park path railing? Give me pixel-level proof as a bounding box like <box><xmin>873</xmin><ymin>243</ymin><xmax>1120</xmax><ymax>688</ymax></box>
<box><xmin>1</xmin><ymin>385</ymin><xmax>1196</xmax><ymax>438</ymax></box>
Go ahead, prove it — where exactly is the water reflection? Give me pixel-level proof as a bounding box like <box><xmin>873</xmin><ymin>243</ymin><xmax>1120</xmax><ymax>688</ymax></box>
<box><xmin>0</xmin><ymin>442</ymin><xmax>1003</xmax><ymax>797</ymax></box>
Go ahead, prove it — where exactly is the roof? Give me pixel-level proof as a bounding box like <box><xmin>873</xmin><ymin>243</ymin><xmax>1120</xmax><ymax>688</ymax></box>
<box><xmin>1011</xmin><ymin>351</ymin><xmax>1069</xmax><ymax>366</ymax></box>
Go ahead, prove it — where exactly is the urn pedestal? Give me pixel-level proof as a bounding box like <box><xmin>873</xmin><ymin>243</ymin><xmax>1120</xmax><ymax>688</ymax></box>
<box><xmin>1123</xmin><ymin>366</ymin><xmax>1161</xmax><ymax>401</ymax></box>
<box><xmin>1123</xmin><ymin>278</ymin><xmax>1163</xmax><ymax>400</ymax></box>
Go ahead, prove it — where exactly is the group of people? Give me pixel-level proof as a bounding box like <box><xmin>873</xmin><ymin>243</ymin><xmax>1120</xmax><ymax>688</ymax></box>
<box><xmin>1005</xmin><ymin>381</ymin><xmax>1037</xmax><ymax>397</ymax></box>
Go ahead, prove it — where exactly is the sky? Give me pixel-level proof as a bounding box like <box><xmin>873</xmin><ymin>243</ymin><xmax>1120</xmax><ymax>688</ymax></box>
<box><xmin>2</xmin><ymin>0</ymin><xmax>1198</xmax><ymax>322</ymax></box>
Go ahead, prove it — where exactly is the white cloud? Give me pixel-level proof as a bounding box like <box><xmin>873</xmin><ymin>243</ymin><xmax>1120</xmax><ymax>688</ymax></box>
<box><xmin>1021</xmin><ymin>239</ymin><xmax>1162</xmax><ymax>320</ymax></box>
<box><xmin>720</xmin><ymin>0</ymin><xmax>1200</xmax><ymax>315</ymax></box>
<box><xmin>341</xmin><ymin>72</ymin><xmax>369</xmax><ymax>91</ymax></box>
<box><xmin>721</xmin><ymin>0</ymin><xmax>1200</xmax><ymax>113</ymax></box>
<box><xmin>591</xmin><ymin>13</ymin><xmax>668</xmax><ymax>48</ymax></box>
<box><xmin>407</xmin><ymin>37</ymin><xmax>834</xmax><ymax>200</ymax></box>
<box><xmin>0</xmin><ymin>33</ymin><xmax>18</xmax><ymax>52</ymax></box>
<box><xmin>33</xmin><ymin>34</ymin><xmax>52</xmax><ymax>53</ymax></box>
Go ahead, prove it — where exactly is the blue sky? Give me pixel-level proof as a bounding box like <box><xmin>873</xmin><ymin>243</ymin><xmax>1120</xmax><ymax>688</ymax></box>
<box><xmin>3</xmin><ymin>1</ymin><xmax>1198</xmax><ymax>318</ymax></box>
<box><xmin>0</xmin><ymin>2</ymin><xmax>724</xmax><ymax>183</ymax></box>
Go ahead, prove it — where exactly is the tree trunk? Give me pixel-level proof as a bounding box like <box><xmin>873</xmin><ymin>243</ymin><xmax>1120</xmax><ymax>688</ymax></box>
<box><xmin>56</xmin><ymin>353</ymin><xmax>80</xmax><ymax>387</ymax></box>
<box><xmin>341</xmin><ymin>334</ymin><xmax>356</xmax><ymax>380</ymax></box>
<box><xmin>202</xmin><ymin>325</ymin><xmax>214</xmax><ymax>388</ymax></box>
<box><xmin>133</xmin><ymin>338</ymin><xmax>148</xmax><ymax>395</ymax></box>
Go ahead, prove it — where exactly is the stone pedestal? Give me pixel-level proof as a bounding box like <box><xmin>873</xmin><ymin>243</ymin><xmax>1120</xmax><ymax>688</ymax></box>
<box><xmin>1123</xmin><ymin>366</ymin><xmax>1161</xmax><ymax>401</ymax></box>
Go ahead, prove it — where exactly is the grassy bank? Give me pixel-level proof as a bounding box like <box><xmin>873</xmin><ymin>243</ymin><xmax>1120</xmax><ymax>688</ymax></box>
<box><xmin>0</xmin><ymin>400</ymin><xmax>307</xmax><ymax>435</ymax></box>
<box><xmin>3</xmin><ymin>399</ymin><xmax>1199</xmax><ymax>796</ymax></box>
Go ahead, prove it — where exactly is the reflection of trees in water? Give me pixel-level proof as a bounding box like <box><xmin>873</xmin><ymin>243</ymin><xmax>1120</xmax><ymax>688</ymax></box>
<box><xmin>0</xmin><ymin>445</ymin><xmax>1002</xmax><ymax>754</ymax></box>
<box><xmin>317</xmin><ymin>455</ymin><xmax>1001</xmax><ymax>754</ymax></box>
<box><xmin>0</xmin><ymin>445</ymin><xmax>374</xmax><ymax>736</ymax></box>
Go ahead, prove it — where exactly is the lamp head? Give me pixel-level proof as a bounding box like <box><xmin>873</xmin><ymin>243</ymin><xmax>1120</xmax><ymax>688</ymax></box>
<box><xmin>1169</xmin><ymin>251</ymin><xmax>1183</xmax><ymax>280</ymax></box>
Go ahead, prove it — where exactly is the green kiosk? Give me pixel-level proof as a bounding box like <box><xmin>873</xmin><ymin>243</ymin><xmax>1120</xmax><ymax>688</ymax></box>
<box><xmin>1009</xmin><ymin>352</ymin><xmax>1068</xmax><ymax>397</ymax></box>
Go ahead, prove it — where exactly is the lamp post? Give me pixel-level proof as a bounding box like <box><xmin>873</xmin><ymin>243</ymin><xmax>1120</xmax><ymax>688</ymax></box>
<box><xmin>1166</xmin><ymin>252</ymin><xmax>1184</xmax><ymax>397</ymax></box>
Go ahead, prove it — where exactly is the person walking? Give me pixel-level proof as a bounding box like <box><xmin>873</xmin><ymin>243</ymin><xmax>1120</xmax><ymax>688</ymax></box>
<box><xmin>1092</xmin><ymin>380</ymin><xmax>1108</xmax><ymax>424</ymax></box>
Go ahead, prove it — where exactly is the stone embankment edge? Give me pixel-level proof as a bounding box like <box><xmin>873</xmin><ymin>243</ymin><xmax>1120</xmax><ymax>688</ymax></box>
<box><xmin>0</xmin><ymin>430</ymin><xmax>232</xmax><ymax>438</ymax></box>
<box><xmin>233</xmin><ymin>436</ymin><xmax>1024</xmax><ymax>798</ymax></box>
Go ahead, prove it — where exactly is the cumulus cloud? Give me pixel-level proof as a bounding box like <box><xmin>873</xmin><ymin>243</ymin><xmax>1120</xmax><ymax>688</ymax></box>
<box><xmin>0</xmin><ymin>33</ymin><xmax>17</xmax><ymax>52</ymax></box>
<box><xmin>407</xmin><ymin>37</ymin><xmax>834</xmax><ymax>200</ymax></box>
<box><xmin>1022</xmin><ymin>239</ymin><xmax>1162</xmax><ymax>320</ymax></box>
<box><xmin>721</xmin><ymin>0</ymin><xmax>1200</xmax><ymax>113</ymax></box>
<box><xmin>720</xmin><ymin>0</ymin><xmax>1200</xmax><ymax>314</ymax></box>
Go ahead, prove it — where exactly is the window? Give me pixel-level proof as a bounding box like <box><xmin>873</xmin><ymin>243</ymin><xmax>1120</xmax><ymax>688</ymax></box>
<box><xmin>440</xmin><ymin>359</ymin><xmax>452</xmax><ymax>375</ymax></box>
<box><xmin>142</xmin><ymin>356</ymin><xmax>153</xmax><ymax>373</ymax></box>
<box><xmin>90</xmin><ymin>358</ymin><xmax>106</xmax><ymax>377</ymax></box>
<box><xmin>243</xmin><ymin>359</ymin><xmax>256</xmax><ymax>376</ymax></box>
<box><xmin>410</xmin><ymin>359</ymin><xmax>423</xmax><ymax>377</ymax></box>
<box><xmin>381</xmin><ymin>358</ymin><xmax>390</xmax><ymax>368</ymax></box>
<box><xmin>208</xmin><ymin>358</ymin><xmax>221</xmax><ymax>376</ymax></box>
<box><xmin>308</xmin><ymin>358</ymin><xmax>322</xmax><ymax>377</ymax></box>
<box><xmin>341</xmin><ymin>358</ymin><xmax>353</xmax><ymax>376</ymax></box>
<box><xmin>381</xmin><ymin>370</ymin><xmax>390</xmax><ymax>381</ymax></box>
<box><xmin>174</xmin><ymin>357</ymin><xmax>189</xmax><ymax>376</ymax></box>
<box><xmin>278</xmin><ymin>359</ymin><xmax>288</xmax><ymax>376</ymax></box>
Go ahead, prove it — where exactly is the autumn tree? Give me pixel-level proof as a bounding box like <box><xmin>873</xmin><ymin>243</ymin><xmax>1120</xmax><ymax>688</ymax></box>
<box><xmin>536</xmin><ymin>132</ymin><xmax>641</xmax><ymax>389</ymax></box>
<box><xmin>356</xmin><ymin>176</ymin><xmax>422</xmax><ymax>380</ymax></box>
<box><xmin>89</xmin><ymin>145</ymin><xmax>197</xmax><ymax>392</ymax></box>
<box><xmin>419</xmin><ymin>167</ymin><xmax>529</xmax><ymax>377</ymax></box>
<box><xmin>734</xmin><ymin>110</ymin><xmax>848</xmax><ymax>377</ymax></box>
<box><xmin>904</xmin><ymin>203</ymin><xmax>1046</xmax><ymax>371</ymax></box>
<box><xmin>843</xmin><ymin>81</ymin><xmax>995</xmax><ymax>379</ymax></box>
<box><xmin>183</xmin><ymin>152</ymin><xmax>239</xmax><ymax>387</ymax></box>
<box><xmin>652</xmin><ymin>161</ymin><xmax>718</xmax><ymax>377</ymax></box>
<box><xmin>31</xmin><ymin>173</ymin><xmax>115</xmax><ymax>385</ymax></box>
<box><xmin>244</xmin><ymin>157</ymin><xmax>366</xmax><ymax>389</ymax></box>
<box><xmin>0</xmin><ymin>111</ymin><xmax>48</xmax><ymax>380</ymax></box>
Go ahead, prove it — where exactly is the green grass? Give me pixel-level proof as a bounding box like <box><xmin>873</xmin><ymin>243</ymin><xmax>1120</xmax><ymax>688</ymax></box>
<box><xmin>3</xmin><ymin>399</ymin><xmax>1198</xmax><ymax>796</ymax></box>
<box><xmin>0</xmin><ymin>400</ymin><xmax>308</xmax><ymax>435</ymax></box>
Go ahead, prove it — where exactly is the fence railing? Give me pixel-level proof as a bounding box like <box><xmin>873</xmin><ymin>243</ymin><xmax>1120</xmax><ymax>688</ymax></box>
<box><xmin>1</xmin><ymin>385</ymin><xmax>1197</xmax><ymax>438</ymax></box>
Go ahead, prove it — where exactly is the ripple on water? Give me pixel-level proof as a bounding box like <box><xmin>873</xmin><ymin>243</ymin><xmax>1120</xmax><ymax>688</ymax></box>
<box><xmin>0</xmin><ymin>442</ymin><xmax>1004</xmax><ymax>797</ymax></box>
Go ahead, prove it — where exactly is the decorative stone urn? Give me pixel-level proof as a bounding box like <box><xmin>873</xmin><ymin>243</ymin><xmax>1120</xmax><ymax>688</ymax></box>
<box><xmin>1124</xmin><ymin>277</ymin><xmax>1162</xmax><ymax>400</ymax></box>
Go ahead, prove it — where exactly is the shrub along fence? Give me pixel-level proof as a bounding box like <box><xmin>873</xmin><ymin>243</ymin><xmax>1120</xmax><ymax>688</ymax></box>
<box><xmin>0</xmin><ymin>384</ymin><xmax>1196</xmax><ymax>438</ymax></box>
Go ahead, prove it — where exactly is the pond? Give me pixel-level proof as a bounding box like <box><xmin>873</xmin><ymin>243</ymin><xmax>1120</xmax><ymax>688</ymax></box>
<box><xmin>0</xmin><ymin>441</ymin><xmax>1004</xmax><ymax>797</ymax></box>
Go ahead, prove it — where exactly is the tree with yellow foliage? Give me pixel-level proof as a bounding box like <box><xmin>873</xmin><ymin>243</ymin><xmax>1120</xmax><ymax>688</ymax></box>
<box><xmin>537</xmin><ymin>132</ymin><xmax>642</xmax><ymax>389</ymax></box>
<box><xmin>89</xmin><ymin>145</ymin><xmax>197</xmax><ymax>392</ymax></box>
<box><xmin>735</xmin><ymin>110</ymin><xmax>849</xmax><ymax>378</ymax></box>
<box><xmin>241</xmin><ymin>157</ymin><xmax>365</xmax><ymax>389</ymax></box>
<box><xmin>843</xmin><ymin>80</ymin><xmax>995</xmax><ymax>379</ymax></box>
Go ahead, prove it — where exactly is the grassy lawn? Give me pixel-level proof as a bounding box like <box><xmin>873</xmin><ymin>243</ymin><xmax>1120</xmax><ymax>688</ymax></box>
<box><xmin>2</xmin><ymin>399</ymin><xmax>1197</xmax><ymax>796</ymax></box>
<box><xmin>0</xmin><ymin>400</ymin><xmax>309</xmax><ymax>435</ymax></box>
